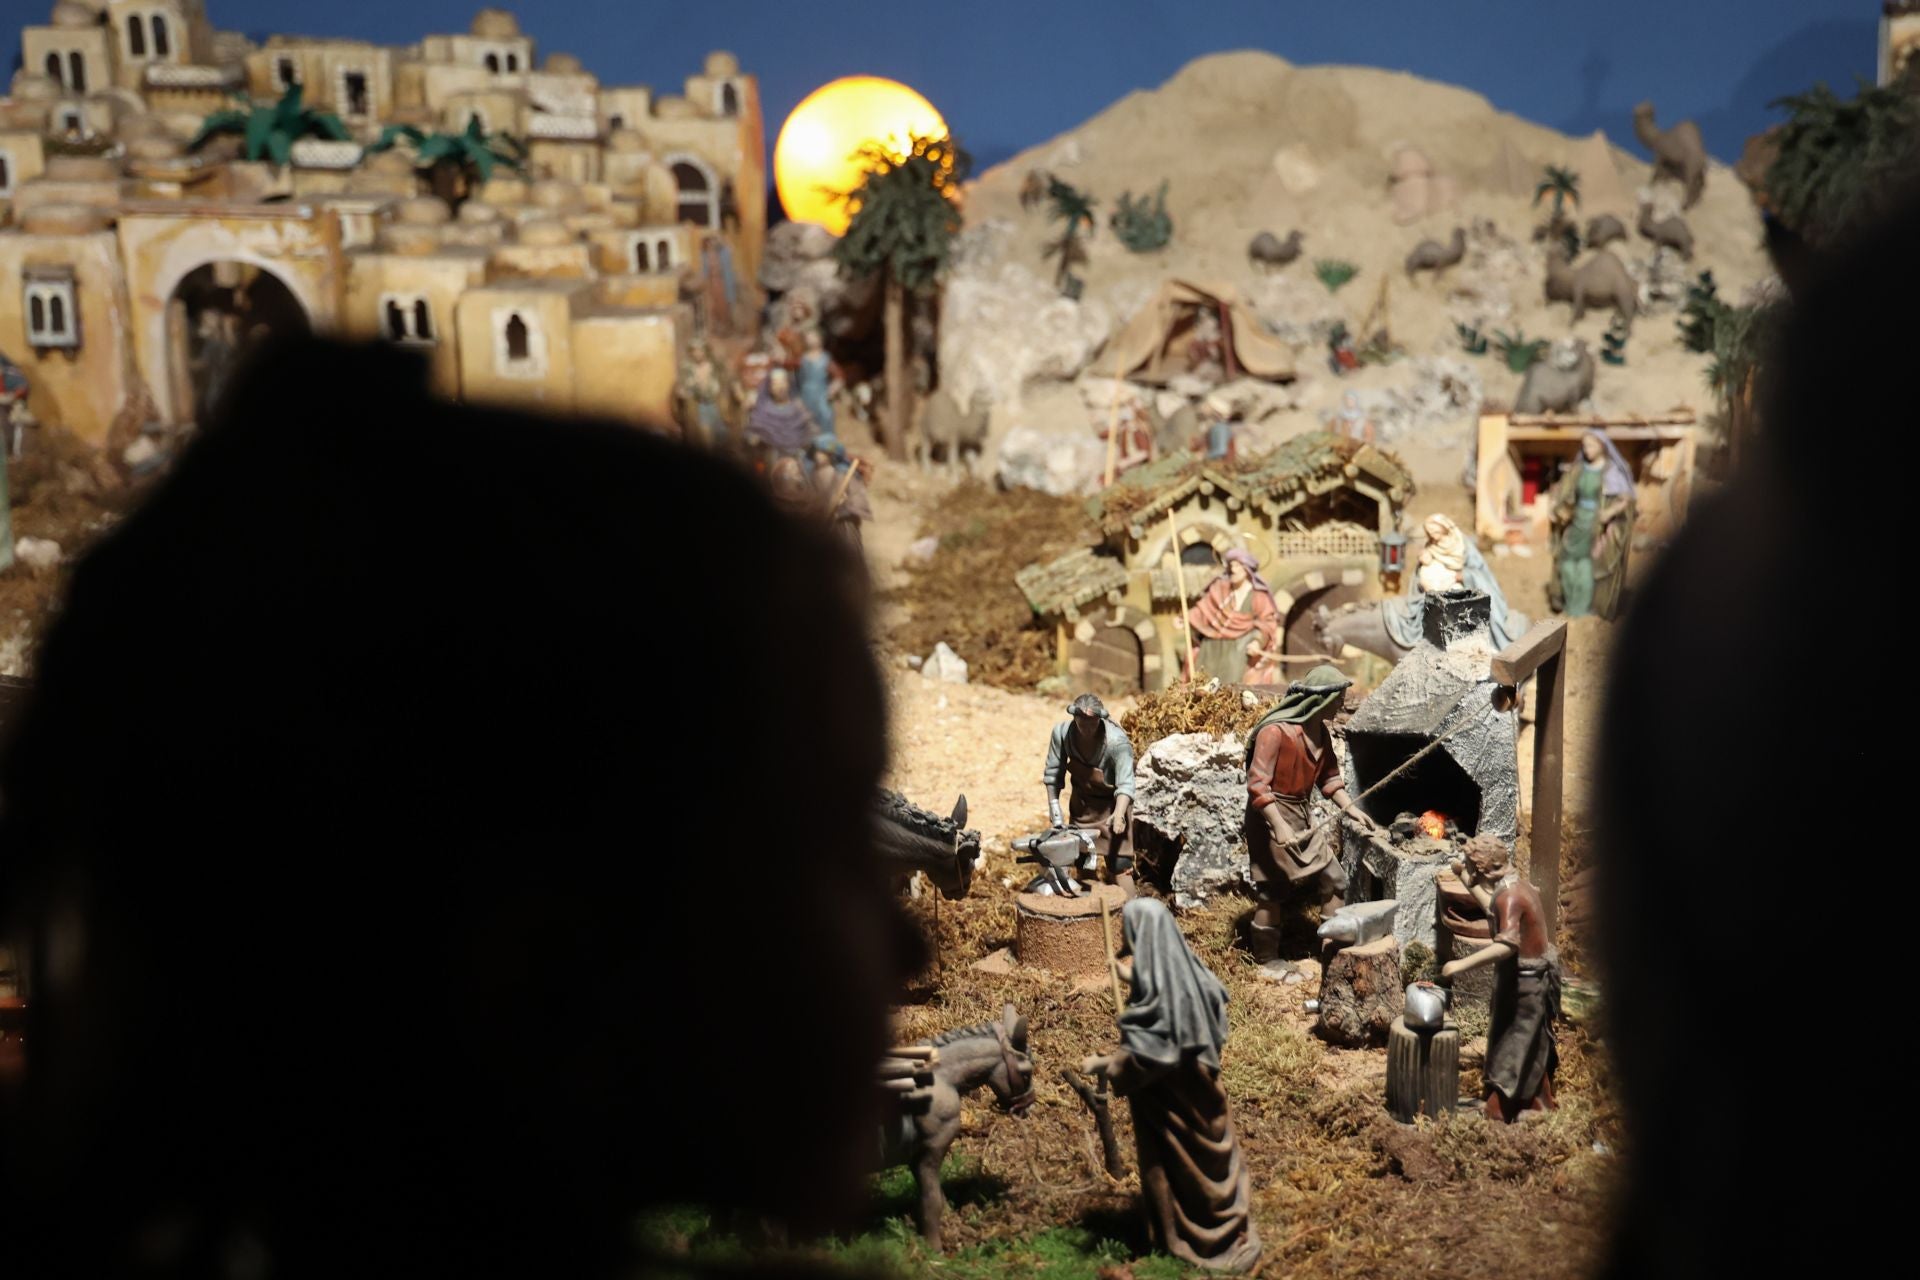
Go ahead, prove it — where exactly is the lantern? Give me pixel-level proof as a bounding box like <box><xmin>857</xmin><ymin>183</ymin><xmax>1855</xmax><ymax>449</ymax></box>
<box><xmin>1379</xmin><ymin>531</ymin><xmax>1409</xmax><ymax>592</ymax></box>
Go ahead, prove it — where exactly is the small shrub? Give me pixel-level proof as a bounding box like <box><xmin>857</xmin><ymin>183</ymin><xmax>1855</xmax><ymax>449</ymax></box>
<box><xmin>1314</xmin><ymin>258</ymin><xmax>1359</xmax><ymax>293</ymax></box>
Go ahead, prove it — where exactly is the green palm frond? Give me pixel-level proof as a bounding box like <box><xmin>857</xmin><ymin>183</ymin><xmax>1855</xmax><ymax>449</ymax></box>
<box><xmin>832</xmin><ymin>131</ymin><xmax>972</xmax><ymax>292</ymax></box>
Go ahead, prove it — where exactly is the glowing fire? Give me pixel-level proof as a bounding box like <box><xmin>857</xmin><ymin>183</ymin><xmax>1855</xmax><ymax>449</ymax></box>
<box><xmin>1418</xmin><ymin>811</ymin><xmax>1449</xmax><ymax>840</ymax></box>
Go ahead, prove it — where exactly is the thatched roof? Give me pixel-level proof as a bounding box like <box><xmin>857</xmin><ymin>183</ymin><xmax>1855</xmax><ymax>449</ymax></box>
<box><xmin>1015</xmin><ymin>548</ymin><xmax>1129</xmax><ymax>618</ymax></box>
<box><xmin>1082</xmin><ymin>433</ymin><xmax>1413</xmax><ymax>537</ymax></box>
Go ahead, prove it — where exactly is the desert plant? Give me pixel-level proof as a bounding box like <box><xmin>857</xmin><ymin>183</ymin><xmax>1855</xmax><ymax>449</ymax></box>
<box><xmin>1456</xmin><ymin>322</ymin><xmax>1489</xmax><ymax>355</ymax></box>
<box><xmin>1765</xmin><ymin>77</ymin><xmax>1919</xmax><ymax>249</ymax></box>
<box><xmin>1534</xmin><ymin>165</ymin><xmax>1581</xmax><ymax>233</ymax></box>
<box><xmin>1493</xmin><ymin>329</ymin><xmax>1547</xmax><ymax>373</ymax></box>
<box><xmin>1676</xmin><ymin>270</ymin><xmax>1726</xmax><ymax>353</ymax></box>
<box><xmin>1601</xmin><ymin>317</ymin><xmax>1629</xmax><ymax>366</ymax></box>
<box><xmin>1109</xmin><ymin>180</ymin><xmax>1171</xmax><ymax>252</ymax></box>
<box><xmin>1042</xmin><ymin>178</ymin><xmax>1097</xmax><ymax>296</ymax></box>
<box><xmin>1313</xmin><ymin>258</ymin><xmax>1359</xmax><ymax>293</ymax></box>
<box><xmin>835</xmin><ymin>131</ymin><xmax>972</xmax><ymax>459</ymax></box>
<box><xmin>191</xmin><ymin>83</ymin><xmax>349</xmax><ymax>166</ymax></box>
<box><xmin>365</xmin><ymin>117</ymin><xmax>527</xmax><ymax>209</ymax></box>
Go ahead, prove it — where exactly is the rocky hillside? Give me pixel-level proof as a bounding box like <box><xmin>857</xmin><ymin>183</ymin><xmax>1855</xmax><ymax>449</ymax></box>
<box><xmin>940</xmin><ymin>51</ymin><xmax>1773</xmax><ymax>490</ymax></box>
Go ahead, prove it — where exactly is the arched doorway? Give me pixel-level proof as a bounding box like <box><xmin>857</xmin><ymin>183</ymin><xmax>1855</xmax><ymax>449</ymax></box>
<box><xmin>668</xmin><ymin>154</ymin><xmax>718</xmax><ymax>227</ymax></box>
<box><xmin>166</xmin><ymin>262</ymin><xmax>311</xmax><ymax>425</ymax></box>
<box><xmin>1068</xmin><ymin>604</ymin><xmax>1164</xmax><ymax>696</ymax></box>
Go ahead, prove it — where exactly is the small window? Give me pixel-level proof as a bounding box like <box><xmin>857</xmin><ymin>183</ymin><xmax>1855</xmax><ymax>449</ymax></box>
<box><xmin>128</xmin><ymin>14</ymin><xmax>147</xmax><ymax>58</ymax></box>
<box><xmin>275</xmin><ymin>57</ymin><xmax>299</xmax><ymax>90</ymax></box>
<box><xmin>344</xmin><ymin>71</ymin><xmax>370</xmax><ymax>117</ymax></box>
<box><xmin>45</xmin><ymin>52</ymin><xmax>62</xmax><ymax>86</ymax></box>
<box><xmin>720</xmin><ymin>82</ymin><xmax>740</xmax><ymax>116</ymax></box>
<box><xmin>671</xmin><ymin>159</ymin><xmax>716</xmax><ymax>228</ymax></box>
<box><xmin>505</xmin><ymin>313</ymin><xmax>529</xmax><ymax>361</ymax></box>
<box><xmin>68</xmin><ymin>51</ymin><xmax>87</xmax><ymax>94</ymax></box>
<box><xmin>505</xmin><ymin>52</ymin><xmax>518</xmax><ymax>72</ymax></box>
<box><xmin>152</xmin><ymin>14</ymin><xmax>171</xmax><ymax>58</ymax></box>
<box><xmin>0</xmin><ymin>153</ymin><xmax>12</xmax><ymax>196</ymax></box>
<box><xmin>655</xmin><ymin>237</ymin><xmax>672</xmax><ymax>270</ymax></box>
<box><xmin>380</xmin><ymin>293</ymin><xmax>436</xmax><ymax>345</ymax></box>
<box><xmin>484</xmin><ymin>52</ymin><xmax>500</xmax><ymax>73</ymax></box>
<box><xmin>24</xmin><ymin>275</ymin><xmax>80</xmax><ymax>349</ymax></box>
<box><xmin>59</xmin><ymin>109</ymin><xmax>84</xmax><ymax>135</ymax></box>
<box><xmin>607</xmin><ymin>113</ymin><xmax>625</xmax><ymax>131</ymax></box>
<box><xmin>633</xmin><ymin>240</ymin><xmax>650</xmax><ymax>273</ymax></box>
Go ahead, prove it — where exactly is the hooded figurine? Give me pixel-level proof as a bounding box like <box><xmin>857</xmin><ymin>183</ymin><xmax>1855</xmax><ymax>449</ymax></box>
<box><xmin>1083</xmin><ymin>899</ymin><xmax>1260</xmax><ymax>1272</ymax></box>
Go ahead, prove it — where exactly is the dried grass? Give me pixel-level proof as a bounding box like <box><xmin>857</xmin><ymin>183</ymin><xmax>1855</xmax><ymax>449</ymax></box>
<box><xmin>1117</xmin><ymin>682</ymin><xmax>1276</xmax><ymax>744</ymax></box>
<box><xmin>883</xmin><ymin>483</ymin><xmax>1096</xmax><ymax>691</ymax></box>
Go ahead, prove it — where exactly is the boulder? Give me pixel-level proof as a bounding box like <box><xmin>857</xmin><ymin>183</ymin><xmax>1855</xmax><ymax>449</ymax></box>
<box><xmin>758</xmin><ymin>219</ymin><xmax>839</xmax><ymax>292</ymax></box>
<box><xmin>994</xmin><ymin>425</ymin><xmax>1105</xmax><ymax>497</ymax></box>
<box><xmin>1130</xmin><ymin>733</ymin><xmax>1261</xmax><ymax>908</ymax></box>
<box><xmin>922</xmin><ymin>642</ymin><xmax>969</xmax><ymax>684</ymax></box>
<box><xmin>939</xmin><ymin>252</ymin><xmax>1142</xmax><ymax>411</ymax></box>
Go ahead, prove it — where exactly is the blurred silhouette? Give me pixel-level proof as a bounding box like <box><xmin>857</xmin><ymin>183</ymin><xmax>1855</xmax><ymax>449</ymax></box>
<box><xmin>1595</xmin><ymin>173</ymin><xmax>1890</xmax><ymax>1275</ymax></box>
<box><xmin>0</xmin><ymin>339</ymin><xmax>920</xmax><ymax>1279</ymax></box>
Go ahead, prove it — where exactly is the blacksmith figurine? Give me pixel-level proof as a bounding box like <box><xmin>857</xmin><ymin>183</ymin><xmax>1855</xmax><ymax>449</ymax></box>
<box><xmin>1042</xmin><ymin>693</ymin><xmax>1137</xmax><ymax>894</ymax></box>
<box><xmin>1442</xmin><ymin>835</ymin><xmax>1559</xmax><ymax>1120</ymax></box>
<box><xmin>1241</xmin><ymin>664</ymin><xmax>1375</xmax><ymax>962</ymax></box>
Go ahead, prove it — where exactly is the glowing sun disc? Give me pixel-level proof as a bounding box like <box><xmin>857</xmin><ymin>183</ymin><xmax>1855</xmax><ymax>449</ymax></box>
<box><xmin>775</xmin><ymin>76</ymin><xmax>947</xmax><ymax>235</ymax></box>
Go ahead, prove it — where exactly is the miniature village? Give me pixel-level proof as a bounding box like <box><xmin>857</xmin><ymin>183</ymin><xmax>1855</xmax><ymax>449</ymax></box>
<box><xmin>1</xmin><ymin>2</ymin><xmax>1911</xmax><ymax>1277</ymax></box>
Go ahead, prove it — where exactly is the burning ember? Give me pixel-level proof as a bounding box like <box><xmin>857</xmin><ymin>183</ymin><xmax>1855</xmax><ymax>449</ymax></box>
<box><xmin>1418</xmin><ymin>811</ymin><xmax>1449</xmax><ymax>840</ymax></box>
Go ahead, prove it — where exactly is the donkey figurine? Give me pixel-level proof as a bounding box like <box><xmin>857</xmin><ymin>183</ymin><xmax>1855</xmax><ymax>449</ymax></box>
<box><xmin>873</xmin><ymin>790</ymin><xmax>983</xmax><ymax>899</ymax></box>
<box><xmin>880</xmin><ymin>1004</ymin><xmax>1033</xmax><ymax>1249</ymax></box>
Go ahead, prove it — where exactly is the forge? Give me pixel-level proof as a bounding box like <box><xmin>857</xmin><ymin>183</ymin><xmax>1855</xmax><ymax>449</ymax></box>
<box><xmin>1337</xmin><ymin>589</ymin><xmax>1521</xmax><ymax>954</ymax></box>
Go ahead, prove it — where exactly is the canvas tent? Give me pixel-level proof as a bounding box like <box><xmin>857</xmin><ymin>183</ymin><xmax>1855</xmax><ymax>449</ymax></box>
<box><xmin>1099</xmin><ymin>279</ymin><xmax>1296</xmax><ymax>384</ymax></box>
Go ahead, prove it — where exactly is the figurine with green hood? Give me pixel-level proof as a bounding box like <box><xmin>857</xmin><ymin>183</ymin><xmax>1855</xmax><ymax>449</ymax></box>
<box><xmin>1240</xmin><ymin>664</ymin><xmax>1375</xmax><ymax>963</ymax></box>
<box><xmin>1082</xmin><ymin>898</ymin><xmax>1261</xmax><ymax>1273</ymax></box>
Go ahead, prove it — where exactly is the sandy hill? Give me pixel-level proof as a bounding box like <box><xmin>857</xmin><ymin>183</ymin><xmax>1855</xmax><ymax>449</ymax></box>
<box><xmin>940</xmin><ymin>51</ymin><xmax>1772</xmax><ymax>489</ymax></box>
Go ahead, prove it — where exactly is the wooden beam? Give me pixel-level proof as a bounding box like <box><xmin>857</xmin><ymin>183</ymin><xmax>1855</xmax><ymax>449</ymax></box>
<box><xmin>1506</xmin><ymin>410</ymin><xmax>1695</xmax><ymax>428</ymax></box>
<box><xmin>1490</xmin><ymin>620</ymin><xmax>1568</xmax><ymax>687</ymax></box>
<box><xmin>1504</xmin><ymin>426</ymin><xmax>1695</xmax><ymax>444</ymax></box>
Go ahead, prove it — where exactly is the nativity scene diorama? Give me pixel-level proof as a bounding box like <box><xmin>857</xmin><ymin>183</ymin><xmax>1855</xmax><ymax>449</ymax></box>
<box><xmin>0</xmin><ymin>0</ymin><xmax>1862</xmax><ymax>1275</ymax></box>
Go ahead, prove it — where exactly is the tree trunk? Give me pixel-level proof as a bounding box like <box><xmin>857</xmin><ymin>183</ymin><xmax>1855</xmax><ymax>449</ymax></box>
<box><xmin>881</xmin><ymin>272</ymin><xmax>908</xmax><ymax>460</ymax></box>
<box><xmin>1315</xmin><ymin>934</ymin><xmax>1405</xmax><ymax>1047</ymax></box>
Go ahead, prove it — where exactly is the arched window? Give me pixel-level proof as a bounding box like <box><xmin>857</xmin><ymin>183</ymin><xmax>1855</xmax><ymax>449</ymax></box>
<box><xmin>720</xmin><ymin>82</ymin><xmax>740</xmax><ymax>116</ymax></box>
<box><xmin>505</xmin><ymin>313</ymin><xmax>529</xmax><ymax>361</ymax></box>
<box><xmin>276</xmin><ymin>57</ymin><xmax>298</xmax><ymax>89</ymax></box>
<box><xmin>484</xmin><ymin>52</ymin><xmax>500</xmax><ymax>73</ymax></box>
<box><xmin>152</xmin><ymin>14</ymin><xmax>171</xmax><ymax>58</ymax></box>
<box><xmin>384</xmin><ymin>298</ymin><xmax>406</xmax><ymax>341</ymax></box>
<box><xmin>47</xmin><ymin>294</ymin><xmax>66</xmax><ymax>336</ymax></box>
<box><xmin>655</xmin><ymin>239</ymin><xmax>672</xmax><ymax>270</ymax></box>
<box><xmin>633</xmin><ymin>240</ymin><xmax>650</xmax><ymax>273</ymax></box>
<box><xmin>670</xmin><ymin>158</ymin><xmax>716</xmax><ymax>228</ymax></box>
<box><xmin>28</xmin><ymin>295</ymin><xmax>44</xmax><ymax>333</ymax></box>
<box><xmin>45</xmin><ymin>52</ymin><xmax>62</xmax><ymax>86</ymax></box>
<box><xmin>0</xmin><ymin>154</ymin><xmax>12</xmax><ymax>196</ymax></box>
<box><xmin>505</xmin><ymin>52</ymin><xmax>519</xmax><ymax>72</ymax></box>
<box><xmin>412</xmin><ymin>298</ymin><xmax>433</xmax><ymax>341</ymax></box>
<box><xmin>128</xmin><ymin>14</ymin><xmax>147</xmax><ymax>57</ymax></box>
<box><xmin>68</xmin><ymin>51</ymin><xmax>87</xmax><ymax>94</ymax></box>
<box><xmin>608</xmin><ymin>113</ymin><xmax>625</xmax><ymax>131</ymax></box>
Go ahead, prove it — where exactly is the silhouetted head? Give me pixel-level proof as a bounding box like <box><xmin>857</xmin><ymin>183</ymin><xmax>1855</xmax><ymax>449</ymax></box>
<box><xmin>0</xmin><ymin>338</ymin><xmax>917</xmax><ymax>1278</ymax></box>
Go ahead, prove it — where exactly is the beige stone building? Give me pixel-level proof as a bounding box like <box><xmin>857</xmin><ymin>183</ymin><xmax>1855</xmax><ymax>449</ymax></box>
<box><xmin>0</xmin><ymin>4</ymin><xmax>765</xmax><ymax>448</ymax></box>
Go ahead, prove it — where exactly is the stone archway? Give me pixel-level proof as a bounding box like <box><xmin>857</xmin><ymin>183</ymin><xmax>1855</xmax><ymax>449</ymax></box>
<box><xmin>1067</xmin><ymin>603</ymin><xmax>1165</xmax><ymax>696</ymax></box>
<box><xmin>1270</xmin><ymin>563</ymin><xmax>1374</xmax><ymax>673</ymax></box>
<box><xmin>166</xmin><ymin>260</ymin><xmax>312</xmax><ymax>426</ymax></box>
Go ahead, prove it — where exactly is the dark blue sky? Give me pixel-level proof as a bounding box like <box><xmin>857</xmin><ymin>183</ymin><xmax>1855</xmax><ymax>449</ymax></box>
<box><xmin>10</xmin><ymin>0</ymin><xmax>1875</xmax><ymax>166</ymax></box>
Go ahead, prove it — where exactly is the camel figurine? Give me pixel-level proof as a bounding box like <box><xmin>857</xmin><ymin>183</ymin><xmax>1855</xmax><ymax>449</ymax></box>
<box><xmin>1632</xmin><ymin>102</ymin><xmax>1707</xmax><ymax>209</ymax></box>
<box><xmin>1637</xmin><ymin>203</ymin><xmax>1695</xmax><ymax>260</ymax></box>
<box><xmin>1404</xmin><ymin>227</ymin><xmax>1466</xmax><ymax>285</ymax></box>
<box><xmin>1584</xmin><ymin>213</ymin><xmax>1628</xmax><ymax>250</ymax></box>
<box><xmin>1249</xmin><ymin>229</ymin><xmax>1304</xmax><ymax>271</ymax></box>
<box><xmin>1544</xmin><ymin>242</ymin><xmax>1638</xmax><ymax>333</ymax></box>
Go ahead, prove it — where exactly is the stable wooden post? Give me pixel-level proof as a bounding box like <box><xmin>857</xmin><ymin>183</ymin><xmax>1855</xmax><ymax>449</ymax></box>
<box><xmin>1492</xmin><ymin>620</ymin><xmax>1569</xmax><ymax>936</ymax></box>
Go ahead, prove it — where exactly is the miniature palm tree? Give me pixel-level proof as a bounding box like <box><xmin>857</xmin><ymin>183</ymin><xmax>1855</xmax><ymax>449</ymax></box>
<box><xmin>1676</xmin><ymin>270</ymin><xmax>1725</xmax><ymax>353</ymax></box>
<box><xmin>1043</xmin><ymin>178</ymin><xmax>1097</xmax><ymax>297</ymax></box>
<box><xmin>834</xmin><ymin>131</ymin><xmax>971</xmax><ymax>460</ymax></box>
<box><xmin>1534</xmin><ymin>165</ymin><xmax>1581</xmax><ymax>236</ymax></box>
<box><xmin>190</xmin><ymin>84</ymin><xmax>350</xmax><ymax>167</ymax></box>
<box><xmin>365</xmin><ymin>117</ymin><xmax>527</xmax><ymax>210</ymax></box>
<box><xmin>1765</xmin><ymin>78</ymin><xmax>1918</xmax><ymax>249</ymax></box>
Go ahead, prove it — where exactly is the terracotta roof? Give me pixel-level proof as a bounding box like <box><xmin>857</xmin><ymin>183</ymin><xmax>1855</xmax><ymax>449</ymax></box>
<box><xmin>1015</xmin><ymin>548</ymin><xmax>1128</xmax><ymax>618</ymax></box>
